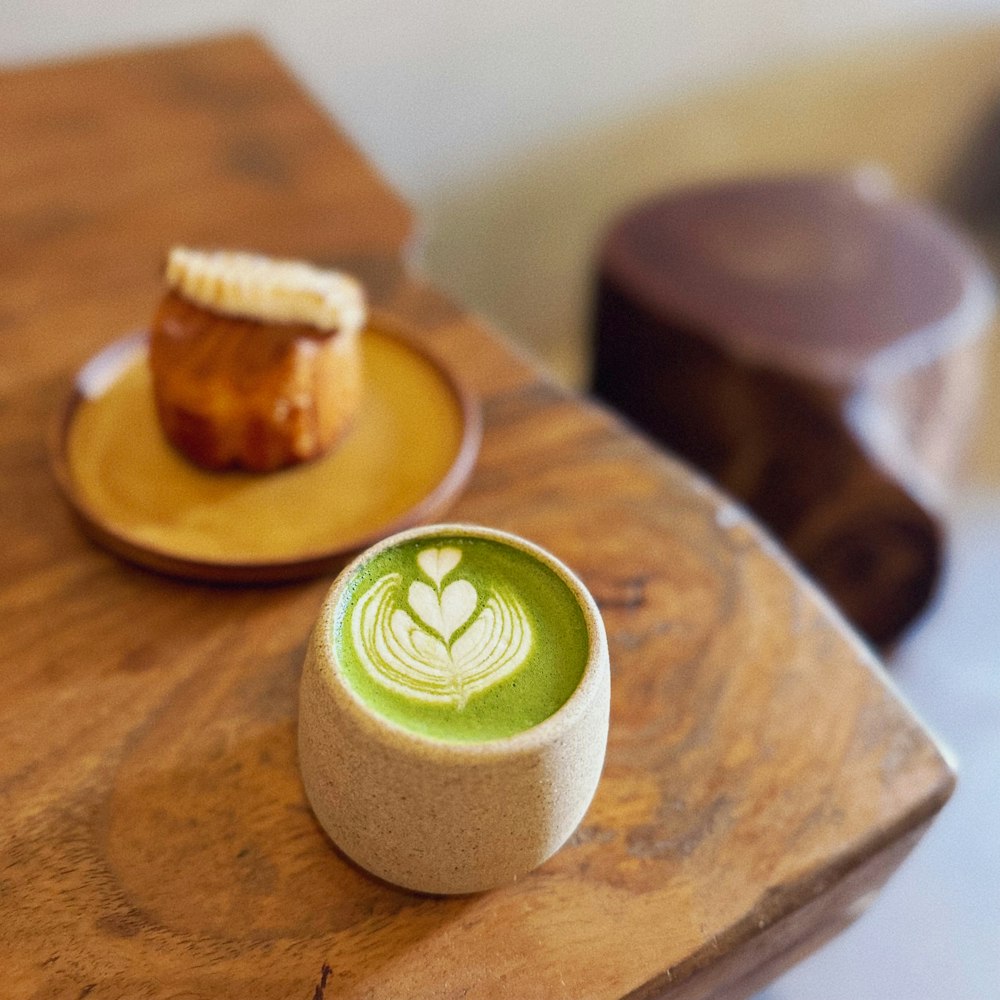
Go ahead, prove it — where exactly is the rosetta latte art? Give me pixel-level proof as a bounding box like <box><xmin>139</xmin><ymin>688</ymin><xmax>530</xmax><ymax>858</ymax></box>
<box><xmin>351</xmin><ymin>546</ymin><xmax>532</xmax><ymax>708</ymax></box>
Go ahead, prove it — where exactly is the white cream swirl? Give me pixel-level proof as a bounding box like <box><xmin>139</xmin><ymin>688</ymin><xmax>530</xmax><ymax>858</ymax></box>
<box><xmin>350</xmin><ymin>546</ymin><xmax>532</xmax><ymax>708</ymax></box>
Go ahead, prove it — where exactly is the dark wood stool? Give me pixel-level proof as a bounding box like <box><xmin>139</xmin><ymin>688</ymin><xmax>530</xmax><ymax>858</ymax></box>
<box><xmin>593</xmin><ymin>173</ymin><xmax>994</xmax><ymax>649</ymax></box>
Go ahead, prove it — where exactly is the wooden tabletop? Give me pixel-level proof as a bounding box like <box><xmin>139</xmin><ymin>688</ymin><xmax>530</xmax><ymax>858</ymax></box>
<box><xmin>0</xmin><ymin>34</ymin><xmax>955</xmax><ymax>1000</ymax></box>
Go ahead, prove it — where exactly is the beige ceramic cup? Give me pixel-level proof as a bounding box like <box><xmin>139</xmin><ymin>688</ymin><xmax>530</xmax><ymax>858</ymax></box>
<box><xmin>298</xmin><ymin>523</ymin><xmax>610</xmax><ymax>894</ymax></box>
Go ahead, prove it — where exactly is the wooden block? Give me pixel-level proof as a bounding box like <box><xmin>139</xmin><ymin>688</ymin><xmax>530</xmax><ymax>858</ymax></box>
<box><xmin>594</xmin><ymin>172</ymin><xmax>993</xmax><ymax>648</ymax></box>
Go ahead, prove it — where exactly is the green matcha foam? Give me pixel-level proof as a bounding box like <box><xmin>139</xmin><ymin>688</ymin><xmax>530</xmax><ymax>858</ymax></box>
<box><xmin>333</xmin><ymin>533</ymin><xmax>589</xmax><ymax>742</ymax></box>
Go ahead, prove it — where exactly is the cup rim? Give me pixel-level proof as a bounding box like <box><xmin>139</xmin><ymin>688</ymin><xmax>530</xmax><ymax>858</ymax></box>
<box><xmin>312</xmin><ymin>522</ymin><xmax>609</xmax><ymax>761</ymax></box>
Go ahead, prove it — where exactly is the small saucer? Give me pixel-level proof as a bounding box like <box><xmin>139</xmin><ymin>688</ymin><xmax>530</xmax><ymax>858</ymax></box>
<box><xmin>51</xmin><ymin>323</ymin><xmax>481</xmax><ymax>582</ymax></box>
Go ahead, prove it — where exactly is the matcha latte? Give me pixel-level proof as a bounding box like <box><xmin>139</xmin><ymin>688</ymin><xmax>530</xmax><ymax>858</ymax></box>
<box><xmin>298</xmin><ymin>523</ymin><xmax>611</xmax><ymax>894</ymax></box>
<box><xmin>333</xmin><ymin>533</ymin><xmax>589</xmax><ymax>742</ymax></box>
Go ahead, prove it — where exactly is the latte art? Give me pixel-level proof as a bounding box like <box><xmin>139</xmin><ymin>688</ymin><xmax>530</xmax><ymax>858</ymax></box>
<box><xmin>335</xmin><ymin>531</ymin><xmax>589</xmax><ymax>741</ymax></box>
<box><xmin>352</xmin><ymin>546</ymin><xmax>532</xmax><ymax>708</ymax></box>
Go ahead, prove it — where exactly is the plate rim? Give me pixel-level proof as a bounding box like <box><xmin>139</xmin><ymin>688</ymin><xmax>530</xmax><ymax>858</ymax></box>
<box><xmin>50</xmin><ymin>311</ymin><xmax>482</xmax><ymax>584</ymax></box>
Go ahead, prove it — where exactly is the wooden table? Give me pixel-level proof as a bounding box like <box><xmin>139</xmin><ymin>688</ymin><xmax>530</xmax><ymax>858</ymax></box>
<box><xmin>0</xmin><ymin>35</ymin><xmax>955</xmax><ymax>1000</ymax></box>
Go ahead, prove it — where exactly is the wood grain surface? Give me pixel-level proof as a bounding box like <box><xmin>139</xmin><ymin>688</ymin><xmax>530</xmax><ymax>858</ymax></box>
<box><xmin>0</xmin><ymin>35</ymin><xmax>955</xmax><ymax>1000</ymax></box>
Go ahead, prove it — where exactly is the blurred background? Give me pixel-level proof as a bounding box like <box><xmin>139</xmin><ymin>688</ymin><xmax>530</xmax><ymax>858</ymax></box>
<box><xmin>3</xmin><ymin>3</ymin><xmax>999</xmax><ymax>997</ymax></box>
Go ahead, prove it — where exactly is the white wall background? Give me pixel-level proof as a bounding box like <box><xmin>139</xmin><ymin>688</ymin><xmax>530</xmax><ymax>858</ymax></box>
<box><xmin>1</xmin><ymin>1</ymin><xmax>998</xmax><ymax>194</ymax></box>
<box><xmin>4</xmin><ymin>0</ymin><xmax>1000</xmax><ymax>383</ymax></box>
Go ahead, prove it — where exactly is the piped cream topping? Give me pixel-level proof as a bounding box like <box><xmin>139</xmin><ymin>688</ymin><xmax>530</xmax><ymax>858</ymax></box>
<box><xmin>165</xmin><ymin>247</ymin><xmax>366</xmax><ymax>333</ymax></box>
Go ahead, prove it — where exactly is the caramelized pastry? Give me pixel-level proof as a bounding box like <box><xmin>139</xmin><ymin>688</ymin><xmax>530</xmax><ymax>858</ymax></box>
<box><xmin>149</xmin><ymin>248</ymin><xmax>366</xmax><ymax>472</ymax></box>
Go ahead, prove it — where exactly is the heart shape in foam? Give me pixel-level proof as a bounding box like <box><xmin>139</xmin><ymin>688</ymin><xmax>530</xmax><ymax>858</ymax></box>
<box><xmin>417</xmin><ymin>547</ymin><xmax>462</xmax><ymax>587</ymax></box>
<box><xmin>408</xmin><ymin>579</ymin><xmax>478</xmax><ymax>643</ymax></box>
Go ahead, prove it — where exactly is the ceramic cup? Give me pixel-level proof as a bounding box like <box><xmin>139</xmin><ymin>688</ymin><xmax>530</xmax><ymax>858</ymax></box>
<box><xmin>298</xmin><ymin>523</ymin><xmax>610</xmax><ymax>894</ymax></box>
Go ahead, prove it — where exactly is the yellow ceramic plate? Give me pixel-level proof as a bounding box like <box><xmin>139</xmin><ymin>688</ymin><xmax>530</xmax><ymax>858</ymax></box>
<box><xmin>52</xmin><ymin>326</ymin><xmax>480</xmax><ymax>582</ymax></box>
